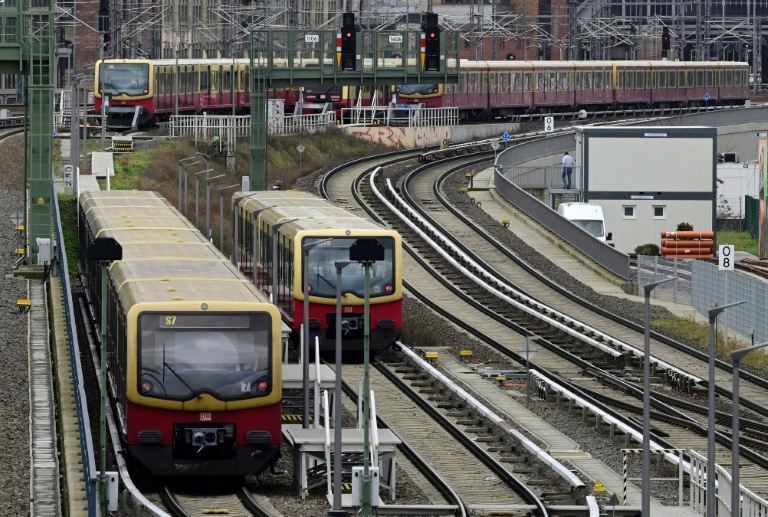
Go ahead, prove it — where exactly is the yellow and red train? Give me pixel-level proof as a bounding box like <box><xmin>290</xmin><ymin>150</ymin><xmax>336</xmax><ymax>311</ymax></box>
<box><xmin>79</xmin><ymin>190</ymin><xmax>283</xmax><ymax>476</ymax></box>
<box><xmin>232</xmin><ymin>190</ymin><xmax>403</xmax><ymax>355</ymax></box>
<box><xmin>394</xmin><ymin>59</ymin><xmax>750</xmax><ymax>120</ymax></box>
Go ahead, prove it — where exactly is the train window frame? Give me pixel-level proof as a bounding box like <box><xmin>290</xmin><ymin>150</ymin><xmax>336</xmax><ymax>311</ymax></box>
<box><xmin>652</xmin><ymin>205</ymin><xmax>666</xmax><ymax>220</ymax></box>
<box><xmin>668</xmin><ymin>71</ymin><xmax>675</xmax><ymax>88</ymax></box>
<box><xmin>658</xmin><ymin>71</ymin><xmax>667</xmax><ymax>88</ymax></box>
<box><xmin>687</xmin><ymin>71</ymin><xmax>694</xmax><ymax>87</ymax></box>
<box><xmin>705</xmin><ymin>70</ymin><xmax>714</xmax><ymax>87</ymax></box>
<box><xmin>524</xmin><ymin>72</ymin><xmax>532</xmax><ymax>92</ymax></box>
<box><xmin>548</xmin><ymin>72</ymin><xmax>556</xmax><ymax>91</ymax></box>
<box><xmin>618</xmin><ymin>71</ymin><xmax>624</xmax><ymax>89</ymax></box>
<box><xmin>725</xmin><ymin>70</ymin><xmax>733</xmax><ymax>87</ymax></box>
<box><xmin>583</xmin><ymin>71</ymin><xmax>592</xmax><ymax>90</ymax></box>
<box><xmin>627</xmin><ymin>71</ymin><xmax>635</xmax><ymax>89</ymax></box>
<box><xmin>623</xmin><ymin>205</ymin><xmax>636</xmax><ymax>219</ymax></box>
<box><xmin>575</xmin><ymin>72</ymin><xmax>582</xmax><ymax>91</ymax></box>
<box><xmin>594</xmin><ymin>71</ymin><xmax>603</xmax><ymax>90</ymax></box>
<box><xmin>636</xmin><ymin>71</ymin><xmax>645</xmax><ymax>89</ymax></box>
<box><xmin>535</xmin><ymin>72</ymin><xmax>544</xmax><ymax>92</ymax></box>
<box><xmin>512</xmin><ymin>72</ymin><xmax>521</xmax><ymax>92</ymax></box>
<box><xmin>458</xmin><ymin>72</ymin><xmax>466</xmax><ymax>94</ymax></box>
<box><xmin>734</xmin><ymin>70</ymin><xmax>742</xmax><ymax>87</ymax></box>
<box><xmin>677</xmin><ymin>71</ymin><xmax>685</xmax><ymax>88</ymax></box>
<box><xmin>696</xmin><ymin>70</ymin><xmax>704</xmax><ymax>87</ymax></box>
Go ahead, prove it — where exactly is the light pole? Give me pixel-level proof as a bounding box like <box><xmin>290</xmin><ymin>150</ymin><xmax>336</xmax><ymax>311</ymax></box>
<box><xmin>706</xmin><ymin>300</ymin><xmax>746</xmax><ymax>516</ymax></box>
<box><xmin>194</xmin><ymin>168</ymin><xmax>213</xmax><ymax>228</ymax></box>
<box><xmin>178</xmin><ymin>157</ymin><xmax>200</xmax><ymax>212</ymax></box>
<box><xmin>349</xmin><ymin>238</ymin><xmax>385</xmax><ymax>517</ymax></box>
<box><xmin>519</xmin><ymin>336</ymin><xmax>539</xmax><ymax>409</ymax></box>
<box><xmin>271</xmin><ymin>219</ymin><xmax>298</xmax><ymax>305</ymax></box>
<box><xmin>86</xmin><ymin>237</ymin><xmax>122</xmax><ymax>517</ymax></box>
<box><xmin>218</xmin><ymin>184</ymin><xmax>239</xmax><ymax>250</ymax></box>
<box><xmin>731</xmin><ymin>341</ymin><xmax>768</xmax><ymax>516</ymax></box>
<box><xmin>642</xmin><ymin>277</ymin><xmax>674</xmax><ymax>517</ymax></box>
<box><xmin>206</xmin><ymin>174</ymin><xmax>226</xmax><ymax>242</ymax></box>
<box><xmin>302</xmin><ymin>238</ymin><xmax>332</xmax><ymax>429</ymax></box>
<box><xmin>330</xmin><ymin>260</ymin><xmax>354</xmax><ymax>516</ymax></box>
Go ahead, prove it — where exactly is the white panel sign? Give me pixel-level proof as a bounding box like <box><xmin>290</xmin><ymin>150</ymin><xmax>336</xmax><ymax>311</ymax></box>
<box><xmin>544</xmin><ymin>116</ymin><xmax>554</xmax><ymax>133</ymax></box>
<box><xmin>719</xmin><ymin>244</ymin><xmax>734</xmax><ymax>271</ymax></box>
<box><xmin>389</xmin><ymin>35</ymin><xmax>403</xmax><ymax>43</ymax></box>
<box><xmin>305</xmin><ymin>34</ymin><xmax>319</xmax><ymax>43</ymax></box>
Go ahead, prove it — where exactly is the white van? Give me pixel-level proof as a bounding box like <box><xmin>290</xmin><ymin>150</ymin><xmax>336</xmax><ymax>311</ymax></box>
<box><xmin>557</xmin><ymin>202</ymin><xmax>612</xmax><ymax>243</ymax></box>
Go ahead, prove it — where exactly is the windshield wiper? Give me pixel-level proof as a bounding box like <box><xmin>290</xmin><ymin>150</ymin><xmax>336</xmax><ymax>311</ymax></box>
<box><xmin>164</xmin><ymin>361</ymin><xmax>201</xmax><ymax>399</ymax></box>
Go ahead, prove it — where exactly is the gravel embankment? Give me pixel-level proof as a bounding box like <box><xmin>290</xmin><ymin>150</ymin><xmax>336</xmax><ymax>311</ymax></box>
<box><xmin>0</xmin><ymin>132</ymin><xmax>33</xmax><ymax>516</ymax></box>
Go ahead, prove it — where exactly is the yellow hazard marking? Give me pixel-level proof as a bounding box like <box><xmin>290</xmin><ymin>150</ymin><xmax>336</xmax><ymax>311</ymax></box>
<box><xmin>16</xmin><ymin>248</ymin><xmax>24</xmax><ymax>255</ymax></box>
<box><xmin>459</xmin><ymin>350</ymin><xmax>472</xmax><ymax>356</ymax></box>
<box><xmin>37</xmin><ymin>197</ymin><xmax>44</xmax><ymax>204</ymax></box>
<box><xmin>425</xmin><ymin>352</ymin><xmax>438</xmax><ymax>359</ymax></box>
<box><xmin>593</xmin><ymin>480</ymin><xmax>605</xmax><ymax>492</ymax></box>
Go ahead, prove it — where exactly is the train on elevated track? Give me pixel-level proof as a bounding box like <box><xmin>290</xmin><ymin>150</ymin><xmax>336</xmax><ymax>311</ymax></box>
<box><xmin>232</xmin><ymin>190</ymin><xmax>403</xmax><ymax>356</ymax></box>
<box><xmin>79</xmin><ymin>190</ymin><xmax>283</xmax><ymax>477</ymax></box>
<box><xmin>93</xmin><ymin>58</ymin><xmax>750</xmax><ymax>129</ymax></box>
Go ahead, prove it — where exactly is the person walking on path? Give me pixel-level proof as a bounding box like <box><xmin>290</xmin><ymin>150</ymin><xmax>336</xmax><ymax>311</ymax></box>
<box><xmin>562</xmin><ymin>151</ymin><xmax>575</xmax><ymax>189</ymax></box>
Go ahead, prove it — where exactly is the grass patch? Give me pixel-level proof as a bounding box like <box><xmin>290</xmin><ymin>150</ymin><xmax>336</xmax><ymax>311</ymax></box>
<box><xmin>57</xmin><ymin>194</ymin><xmax>79</xmax><ymax>278</ymax></box>
<box><xmin>717</xmin><ymin>230</ymin><xmax>759</xmax><ymax>256</ymax></box>
<box><xmin>654</xmin><ymin>314</ymin><xmax>768</xmax><ymax>369</ymax></box>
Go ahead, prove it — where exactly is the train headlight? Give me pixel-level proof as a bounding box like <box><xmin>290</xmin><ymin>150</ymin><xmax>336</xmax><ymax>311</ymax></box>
<box><xmin>140</xmin><ymin>377</ymin><xmax>155</xmax><ymax>394</ymax></box>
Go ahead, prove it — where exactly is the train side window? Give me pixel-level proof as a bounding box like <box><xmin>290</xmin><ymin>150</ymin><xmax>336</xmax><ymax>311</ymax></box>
<box><xmin>668</xmin><ymin>71</ymin><xmax>675</xmax><ymax>88</ymax></box>
<box><xmin>618</xmin><ymin>71</ymin><xmax>624</xmax><ymax>89</ymax></box>
<box><xmin>583</xmin><ymin>72</ymin><xmax>592</xmax><ymax>90</ymax></box>
<box><xmin>706</xmin><ymin>70</ymin><xmax>714</xmax><ymax>87</ymax></box>
<box><xmin>687</xmin><ymin>71</ymin><xmax>694</xmax><ymax>87</ymax></box>
<box><xmin>548</xmin><ymin>72</ymin><xmax>556</xmax><ymax>90</ymax></box>
<box><xmin>734</xmin><ymin>70</ymin><xmax>742</xmax><ymax>87</ymax></box>
<box><xmin>725</xmin><ymin>70</ymin><xmax>733</xmax><ymax>86</ymax></box>
<box><xmin>678</xmin><ymin>71</ymin><xmax>685</xmax><ymax>88</ymax></box>
<box><xmin>487</xmin><ymin>73</ymin><xmax>494</xmax><ymax>93</ymax></box>
<box><xmin>524</xmin><ymin>72</ymin><xmax>532</xmax><ymax>91</ymax></box>
<box><xmin>511</xmin><ymin>72</ymin><xmax>520</xmax><ymax>92</ymax></box>
<box><xmin>458</xmin><ymin>72</ymin><xmax>466</xmax><ymax>93</ymax></box>
<box><xmin>696</xmin><ymin>70</ymin><xmax>704</xmax><ymax>87</ymax></box>
<box><xmin>637</xmin><ymin>71</ymin><xmax>645</xmax><ymax>88</ymax></box>
<box><xmin>658</xmin><ymin>71</ymin><xmax>667</xmax><ymax>88</ymax></box>
<box><xmin>500</xmin><ymin>72</ymin><xmax>508</xmax><ymax>93</ymax></box>
<box><xmin>575</xmin><ymin>72</ymin><xmax>582</xmax><ymax>91</ymax></box>
<box><xmin>594</xmin><ymin>71</ymin><xmax>603</xmax><ymax>90</ymax></box>
<box><xmin>566</xmin><ymin>71</ymin><xmax>573</xmax><ymax>90</ymax></box>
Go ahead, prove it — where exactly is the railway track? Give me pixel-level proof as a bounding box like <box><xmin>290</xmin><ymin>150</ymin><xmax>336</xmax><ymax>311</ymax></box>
<box><xmin>319</xmin><ymin>140</ymin><xmax>768</xmax><ymax>505</ymax></box>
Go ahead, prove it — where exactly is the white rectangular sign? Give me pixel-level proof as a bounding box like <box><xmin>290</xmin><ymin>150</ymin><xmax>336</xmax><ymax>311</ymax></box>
<box><xmin>719</xmin><ymin>244</ymin><xmax>735</xmax><ymax>271</ymax></box>
<box><xmin>305</xmin><ymin>34</ymin><xmax>319</xmax><ymax>43</ymax></box>
<box><xmin>389</xmin><ymin>35</ymin><xmax>403</xmax><ymax>44</ymax></box>
<box><xmin>544</xmin><ymin>116</ymin><xmax>554</xmax><ymax>133</ymax></box>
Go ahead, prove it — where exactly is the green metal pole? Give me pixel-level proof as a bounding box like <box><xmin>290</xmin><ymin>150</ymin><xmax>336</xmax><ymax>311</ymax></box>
<box><xmin>100</xmin><ymin>262</ymin><xmax>108</xmax><ymax>515</ymax></box>
<box><xmin>361</xmin><ymin>261</ymin><xmax>372</xmax><ymax>516</ymax></box>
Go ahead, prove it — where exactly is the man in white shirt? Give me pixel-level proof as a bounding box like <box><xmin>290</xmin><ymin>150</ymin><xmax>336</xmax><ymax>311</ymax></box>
<box><xmin>562</xmin><ymin>151</ymin><xmax>575</xmax><ymax>189</ymax></box>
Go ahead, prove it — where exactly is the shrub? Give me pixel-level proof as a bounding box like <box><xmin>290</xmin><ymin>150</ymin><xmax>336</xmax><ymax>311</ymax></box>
<box><xmin>635</xmin><ymin>243</ymin><xmax>660</xmax><ymax>255</ymax></box>
<box><xmin>677</xmin><ymin>222</ymin><xmax>693</xmax><ymax>231</ymax></box>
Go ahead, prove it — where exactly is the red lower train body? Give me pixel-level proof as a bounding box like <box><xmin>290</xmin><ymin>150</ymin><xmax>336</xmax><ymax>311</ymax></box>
<box><xmin>290</xmin><ymin>298</ymin><xmax>402</xmax><ymax>354</ymax></box>
<box><xmin>125</xmin><ymin>402</ymin><xmax>281</xmax><ymax>476</ymax></box>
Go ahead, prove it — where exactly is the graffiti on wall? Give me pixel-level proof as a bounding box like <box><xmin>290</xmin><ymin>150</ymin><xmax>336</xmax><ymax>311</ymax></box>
<box><xmin>344</xmin><ymin>125</ymin><xmax>450</xmax><ymax>148</ymax></box>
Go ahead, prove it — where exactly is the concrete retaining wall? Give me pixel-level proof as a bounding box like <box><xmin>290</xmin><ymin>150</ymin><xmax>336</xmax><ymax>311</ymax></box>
<box><xmin>342</xmin><ymin>122</ymin><xmax>520</xmax><ymax>149</ymax></box>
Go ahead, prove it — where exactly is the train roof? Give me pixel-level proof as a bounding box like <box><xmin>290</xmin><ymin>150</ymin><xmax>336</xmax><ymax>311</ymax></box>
<box><xmin>80</xmin><ymin>190</ymin><xmax>272</xmax><ymax>308</ymax></box>
<box><xmin>236</xmin><ymin>190</ymin><xmax>391</xmax><ymax>235</ymax></box>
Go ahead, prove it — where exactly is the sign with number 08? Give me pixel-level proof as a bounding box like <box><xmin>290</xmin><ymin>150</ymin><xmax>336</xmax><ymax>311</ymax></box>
<box><xmin>719</xmin><ymin>244</ymin><xmax>734</xmax><ymax>271</ymax></box>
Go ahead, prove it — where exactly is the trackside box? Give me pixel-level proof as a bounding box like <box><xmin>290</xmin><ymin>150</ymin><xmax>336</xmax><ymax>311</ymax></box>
<box><xmin>575</xmin><ymin>126</ymin><xmax>717</xmax><ymax>254</ymax></box>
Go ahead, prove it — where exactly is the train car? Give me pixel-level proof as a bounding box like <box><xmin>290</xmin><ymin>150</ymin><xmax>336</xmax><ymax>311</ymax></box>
<box><xmin>94</xmin><ymin>58</ymin><xmax>293</xmax><ymax>129</ymax></box>
<box><xmin>395</xmin><ymin>60</ymin><xmax>750</xmax><ymax>121</ymax></box>
<box><xmin>231</xmin><ymin>190</ymin><xmax>402</xmax><ymax>354</ymax></box>
<box><xmin>79</xmin><ymin>190</ymin><xmax>283</xmax><ymax>477</ymax></box>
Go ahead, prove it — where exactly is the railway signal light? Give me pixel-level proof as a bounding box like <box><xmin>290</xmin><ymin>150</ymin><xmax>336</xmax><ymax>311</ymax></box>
<box><xmin>423</xmin><ymin>13</ymin><xmax>440</xmax><ymax>71</ymax></box>
<box><xmin>662</xmin><ymin>26</ymin><xmax>670</xmax><ymax>51</ymax></box>
<box><xmin>340</xmin><ymin>12</ymin><xmax>357</xmax><ymax>71</ymax></box>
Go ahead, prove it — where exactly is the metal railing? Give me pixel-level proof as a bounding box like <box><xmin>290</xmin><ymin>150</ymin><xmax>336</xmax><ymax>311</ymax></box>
<box><xmin>341</xmin><ymin>105</ymin><xmax>459</xmax><ymax>127</ymax></box>
<box><xmin>170</xmin><ymin>112</ymin><xmax>336</xmax><ymax>140</ymax></box>
<box><xmin>52</xmin><ymin>184</ymin><xmax>98</xmax><ymax>515</ymax></box>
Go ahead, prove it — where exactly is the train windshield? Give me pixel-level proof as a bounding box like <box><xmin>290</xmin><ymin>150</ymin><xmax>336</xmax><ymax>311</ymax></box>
<box><xmin>395</xmin><ymin>84</ymin><xmax>438</xmax><ymax>95</ymax></box>
<box><xmin>138</xmin><ymin>312</ymin><xmax>273</xmax><ymax>401</ymax></box>
<box><xmin>99</xmin><ymin>62</ymin><xmax>149</xmax><ymax>96</ymax></box>
<box><xmin>304</xmin><ymin>237</ymin><xmax>395</xmax><ymax>299</ymax></box>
